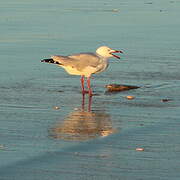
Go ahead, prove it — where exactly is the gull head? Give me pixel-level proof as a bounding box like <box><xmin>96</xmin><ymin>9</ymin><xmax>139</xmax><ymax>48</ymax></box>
<box><xmin>96</xmin><ymin>46</ymin><xmax>123</xmax><ymax>59</ymax></box>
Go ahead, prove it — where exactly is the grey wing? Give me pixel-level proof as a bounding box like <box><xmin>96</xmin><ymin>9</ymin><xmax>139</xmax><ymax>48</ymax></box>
<box><xmin>51</xmin><ymin>55</ymin><xmax>76</xmax><ymax>66</ymax></box>
<box><xmin>69</xmin><ymin>53</ymin><xmax>101</xmax><ymax>71</ymax></box>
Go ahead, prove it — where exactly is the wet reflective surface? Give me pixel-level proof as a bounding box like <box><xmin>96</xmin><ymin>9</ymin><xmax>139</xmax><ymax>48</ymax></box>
<box><xmin>50</xmin><ymin>95</ymin><xmax>116</xmax><ymax>140</ymax></box>
<box><xmin>1</xmin><ymin>0</ymin><xmax>180</xmax><ymax>179</ymax></box>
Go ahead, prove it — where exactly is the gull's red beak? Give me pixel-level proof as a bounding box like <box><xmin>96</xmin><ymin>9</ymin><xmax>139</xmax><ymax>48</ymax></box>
<box><xmin>110</xmin><ymin>50</ymin><xmax>123</xmax><ymax>59</ymax></box>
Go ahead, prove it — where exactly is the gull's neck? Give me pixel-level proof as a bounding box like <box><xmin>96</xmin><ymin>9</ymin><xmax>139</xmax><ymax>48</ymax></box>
<box><xmin>96</xmin><ymin>53</ymin><xmax>109</xmax><ymax>60</ymax></box>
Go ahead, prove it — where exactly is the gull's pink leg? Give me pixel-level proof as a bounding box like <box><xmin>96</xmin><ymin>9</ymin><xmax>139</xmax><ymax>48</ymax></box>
<box><xmin>81</xmin><ymin>75</ymin><xmax>85</xmax><ymax>94</ymax></box>
<box><xmin>81</xmin><ymin>76</ymin><xmax>89</xmax><ymax>94</ymax></box>
<box><xmin>87</xmin><ymin>76</ymin><xmax>93</xmax><ymax>96</ymax></box>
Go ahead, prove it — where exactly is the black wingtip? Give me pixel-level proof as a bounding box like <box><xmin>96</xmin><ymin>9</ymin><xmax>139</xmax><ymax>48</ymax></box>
<box><xmin>41</xmin><ymin>58</ymin><xmax>55</xmax><ymax>63</ymax></box>
<box><xmin>41</xmin><ymin>58</ymin><xmax>61</xmax><ymax>65</ymax></box>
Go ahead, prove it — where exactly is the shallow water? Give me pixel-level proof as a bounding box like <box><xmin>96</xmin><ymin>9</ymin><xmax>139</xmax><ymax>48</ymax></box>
<box><xmin>1</xmin><ymin>0</ymin><xmax>180</xmax><ymax>179</ymax></box>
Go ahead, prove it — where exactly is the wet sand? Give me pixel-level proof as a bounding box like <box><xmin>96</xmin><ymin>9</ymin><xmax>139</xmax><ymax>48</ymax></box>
<box><xmin>1</xmin><ymin>0</ymin><xmax>180</xmax><ymax>179</ymax></box>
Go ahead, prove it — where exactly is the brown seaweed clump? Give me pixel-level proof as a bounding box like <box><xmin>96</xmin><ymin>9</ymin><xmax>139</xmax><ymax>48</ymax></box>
<box><xmin>105</xmin><ymin>84</ymin><xmax>140</xmax><ymax>92</ymax></box>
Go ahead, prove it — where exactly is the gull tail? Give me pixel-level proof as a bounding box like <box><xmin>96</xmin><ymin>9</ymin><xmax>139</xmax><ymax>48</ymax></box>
<box><xmin>41</xmin><ymin>58</ymin><xmax>61</xmax><ymax>65</ymax></box>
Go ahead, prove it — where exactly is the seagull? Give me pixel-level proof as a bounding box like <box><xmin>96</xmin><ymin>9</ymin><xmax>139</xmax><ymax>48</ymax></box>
<box><xmin>41</xmin><ymin>46</ymin><xmax>123</xmax><ymax>96</ymax></box>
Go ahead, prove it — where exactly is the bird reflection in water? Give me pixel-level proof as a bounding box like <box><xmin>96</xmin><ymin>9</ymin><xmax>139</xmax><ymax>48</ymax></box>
<box><xmin>49</xmin><ymin>95</ymin><xmax>116</xmax><ymax>141</ymax></box>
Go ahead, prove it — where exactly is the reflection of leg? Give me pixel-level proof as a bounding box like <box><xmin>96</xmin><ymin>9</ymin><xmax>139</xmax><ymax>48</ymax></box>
<box><xmin>81</xmin><ymin>93</ymin><xmax>85</xmax><ymax>111</ymax></box>
<box><xmin>82</xmin><ymin>93</ymin><xmax>92</xmax><ymax>112</ymax></box>
<box><xmin>87</xmin><ymin>76</ymin><xmax>93</xmax><ymax>96</ymax></box>
<box><xmin>88</xmin><ymin>95</ymin><xmax>92</xmax><ymax>112</ymax></box>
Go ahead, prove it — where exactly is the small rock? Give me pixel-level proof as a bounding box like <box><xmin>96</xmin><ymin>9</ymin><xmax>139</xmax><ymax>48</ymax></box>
<box><xmin>53</xmin><ymin>106</ymin><xmax>60</xmax><ymax>110</ymax></box>
<box><xmin>145</xmin><ymin>2</ymin><xmax>153</xmax><ymax>4</ymax></box>
<box><xmin>160</xmin><ymin>9</ymin><xmax>167</xmax><ymax>12</ymax></box>
<box><xmin>136</xmin><ymin>147</ymin><xmax>144</xmax><ymax>151</ymax></box>
<box><xmin>161</xmin><ymin>99</ymin><xmax>172</xmax><ymax>102</ymax></box>
<box><xmin>126</xmin><ymin>95</ymin><xmax>135</xmax><ymax>100</ymax></box>
<box><xmin>112</xmin><ymin>9</ymin><xmax>119</xmax><ymax>12</ymax></box>
<box><xmin>0</xmin><ymin>145</ymin><xmax>4</xmax><ymax>150</ymax></box>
